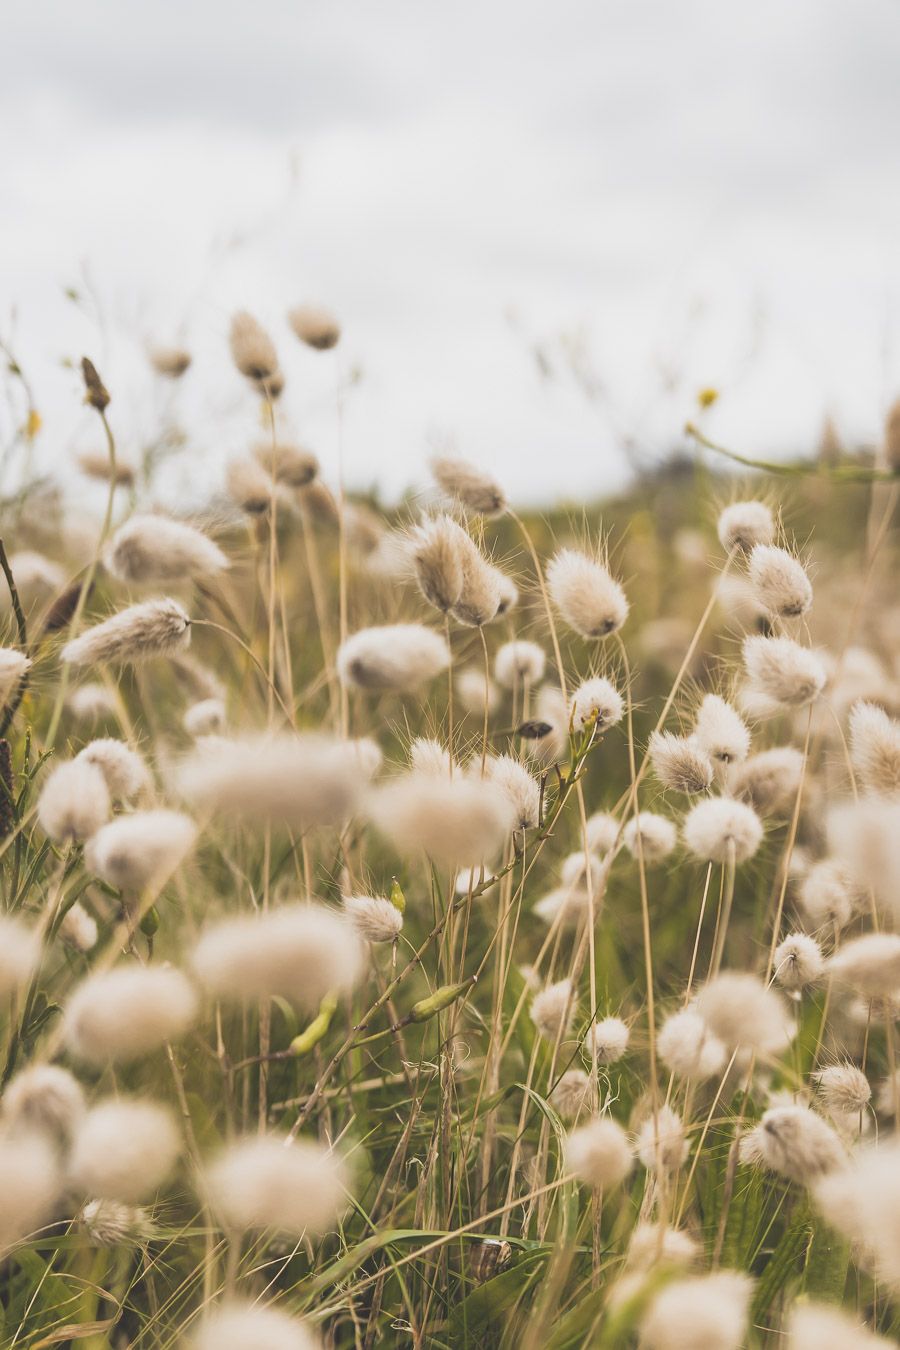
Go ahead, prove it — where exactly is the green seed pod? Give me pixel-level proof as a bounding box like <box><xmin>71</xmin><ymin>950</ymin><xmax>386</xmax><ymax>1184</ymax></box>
<box><xmin>140</xmin><ymin>906</ymin><xmax>160</xmax><ymax>937</ymax></box>
<box><xmin>290</xmin><ymin>993</ymin><xmax>338</xmax><ymax>1057</ymax></box>
<box><xmin>407</xmin><ymin>976</ymin><xmax>476</xmax><ymax>1025</ymax></box>
<box><xmin>389</xmin><ymin>878</ymin><xmax>406</xmax><ymax>914</ymax></box>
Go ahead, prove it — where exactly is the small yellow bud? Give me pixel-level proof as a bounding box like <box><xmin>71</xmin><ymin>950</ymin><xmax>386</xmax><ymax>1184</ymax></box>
<box><xmin>389</xmin><ymin>879</ymin><xmax>406</xmax><ymax>914</ymax></box>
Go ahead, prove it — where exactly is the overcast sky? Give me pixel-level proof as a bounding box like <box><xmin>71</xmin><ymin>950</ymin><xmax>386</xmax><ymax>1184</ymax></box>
<box><xmin>3</xmin><ymin>0</ymin><xmax>900</xmax><ymax>505</ymax></box>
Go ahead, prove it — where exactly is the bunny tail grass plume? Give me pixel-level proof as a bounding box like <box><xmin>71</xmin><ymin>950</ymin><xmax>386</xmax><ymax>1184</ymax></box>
<box><xmin>0</xmin><ymin>916</ymin><xmax>40</xmax><ymax>996</ymax></box>
<box><xmin>683</xmin><ymin>796</ymin><xmax>763</xmax><ymax>863</ymax></box>
<box><xmin>494</xmin><ymin>639</ymin><xmax>546</xmax><ymax>688</ymax></box>
<box><xmin>0</xmin><ymin>648</ymin><xmax>30</xmax><ymax>703</ymax></box>
<box><xmin>480</xmin><ymin>754</ymin><xmax>541</xmax><ymax>831</ymax></box>
<box><xmin>205</xmin><ymin>1135</ymin><xmax>348</xmax><ymax>1235</ymax></box>
<box><xmin>193</xmin><ymin>904</ymin><xmax>363</xmax><ymax>1011</ymax></box>
<box><xmin>788</xmin><ymin>1302</ymin><xmax>894</xmax><ymax>1349</ymax></box>
<box><xmin>649</xmin><ymin>731</ymin><xmax>713</xmax><ymax>794</ymax></box>
<box><xmin>640</xmin><ymin>1271</ymin><xmax>752</xmax><ymax>1350</ymax></box>
<box><xmin>717</xmin><ymin>499</ymin><xmax>775</xmax><ymax>553</ymax></box>
<box><xmin>193</xmin><ymin>1301</ymin><xmax>319</xmax><ymax>1350</ymax></box>
<box><xmin>80</xmin><ymin>1199</ymin><xmax>152</xmax><ymax>1248</ymax></box>
<box><xmin>229</xmin><ymin>309</ymin><xmax>278</xmax><ymax>382</ymax></box>
<box><xmin>183</xmin><ymin>698</ymin><xmax>226</xmax><ymax>737</ymax></box>
<box><xmin>799</xmin><ymin>857</ymin><xmax>863</xmax><ymax>930</ymax></box>
<box><xmin>149</xmin><ymin>345</ymin><xmax>191</xmax><ymax>378</ymax></box>
<box><xmin>338</xmin><ymin>624</ymin><xmax>450</xmax><ymax>692</ymax></box>
<box><xmin>827</xmin><ymin>934</ymin><xmax>900</xmax><ymax>997</ymax></box>
<box><xmin>493</xmin><ymin>567</ymin><xmax>518</xmax><ymax>615</ymax></box>
<box><xmin>623</xmin><ymin>812</ymin><xmax>677</xmax><ymax>864</ymax></box>
<box><xmin>550</xmin><ymin>1069</ymin><xmax>592</xmax><ymax>1120</ymax></box>
<box><xmin>288</xmin><ymin>302</ymin><xmax>341</xmax><ymax>350</ymax></box>
<box><xmin>177</xmin><ymin>734</ymin><xmax>364</xmax><ymax>829</ymax></box>
<box><xmin>625</xmin><ymin>1223</ymin><xmax>698</xmax><ymax>1273</ymax></box>
<box><xmin>546</xmin><ymin>547</ymin><xmax>628</xmax><ymax>638</ymax></box>
<box><xmin>37</xmin><ymin>759</ymin><xmax>111</xmax><ymax>843</ymax></box>
<box><xmin>342</xmin><ymin>894</ymin><xmax>403</xmax><ymax>943</ymax></box>
<box><xmin>813</xmin><ymin>1141</ymin><xmax>900</xmax><ymax>1289</ymax></box>
<box><xmin>740</xmin><ymin>1105</ymin><xmax>846</xmax><ymax>1183</ymax></box>
<box><xmin>637</xmin><ymin>1104</ymin><xmax>689</xmax><ymax>1173</ymax></box>
<box><xmin>68</xmin><ymin>682</ymin><xmax>116</xmax><ymax>723</ymax></box>
<box><xmin>742</xmin><ymin>635</ymin><xmax>826</xmax><ymax>709</ymax></box>
<box><xmin>530</xmin><ymin>978</ymin><xmax>574</xmax><ymax>1042</ymax></box>
<box><xmin>849</xmin><ymin>700</ymin><xmax>900</xmax><ymax>795</ymax></box>
<box><xmin>813</xmin><ymin>1064</ymin><xmax>871</xmax><ymax>1115</ymax></box>
<box><xmin>64</xmin><ymin>966</ymin><xmax>198</xmax><ymax>1064</ymax></box>
<box><xmin>408</xmin><ymin>515</ymin><xmax>464</xmax><ymax>613</ymax></box>
<box><xmin>729</xmin><ymin>747</ymin><xmax>805</xmax><ymax>816</ymax></box>
<box><xmin>85</xmin><ymin>810</ymin><xmax>197</xmax><ymax>895</ymax></box>
<box><xmin>105</xmin><ymin>514</ymin><xmax>228</xmax><ymax>584</ymax></box>
<box><xmin>430</xmin><ymin>454</ymin><xmax>507</xmax><ymax>517</ymax></box>
<box><xmin>59</xmin><ymin>901</ymin><xmax>98</xmax><ymax>953</ymax></box>
<box><xmin>457</xmin><ymin>667</ymin><xmax>500</xmax><ymax>715</ymax></box>
<box><xmin>0</xmin><ymin>1136</ymin><xmax>61</xmax><ymax>1256</ymax></box>
<box><xmin>1</xmin><ymin>1065</ymin><xmax>85</xmax><ymax>1147</ymax></box>
<box><xmin>78</xmin><ymin>449</ymin><xmax>135</xmax><ymax>486</ymax></box>
<box><xmin>747</xmin><ymin>544</ymin><xmax>813</xmax><ymax>618</ymax></box>
<box><xmin>368</xmin><ymin>773</ymin><xmax>515</xmax><ymax>868</ymax></box>
<box><xmin>253</xmin><ymin>441</ymin><xmax>319</xmax><ymax>487</ymax></box>
<box><xmin>450</xmin><ymin>530</ymin><xmax>502</xmax><ymax>627</ymax></box>
<box><xmin>588</xmin><ymin>1016</ymin><xmax>630</xmax><ymax>1064</ymax></box>
<box><xmin>69</xmin><ymin>1099</ymin><xmax>180</xmax><ymax>1202</ymax></box>
<box><xmin>570</xmin><ymin>676</ymin><xmax>624</xmax><ymax>733</ymax></box>
<box><xmin>694</xmin><ymin>693</ymin><xmax>751</xmax><ymax>767</ymax></box>
<box><xmin>585</xmin><ymin>811</ymin><xmax>619</xmax><ymax>856</ymax></box>
<box><xmin>827</xmin><ymin>797</ymin><xmax>900</xmax><ymax>918</ymax></box>
<box><xmin>564</xmin><ymin>1117</ymin><xmax>632</xmax><ymax>1190</ymax></box>
<box><xmin>61</xmin><ymin>597</ymin><xmax>191</xmax><ymax>667</ymax></box>
<box><xmin>408</xmin><ymin>737</ymin><xmax>453</xmax><ymax>776</ymax></box>
<box><xmin>7</xmin><ymin>551</ymin><xmax>65</xmax><ymax>602</ymax></box>
<box><xmin>657</xmin><ymin>1008</ymin><xmax>726</xmax><ymax>1081</ymax></box>
<box><xmin>76</xmin><ymin>739</ymin><xmax>150</xmax><ymax>803</ymax></box>
<box><xmin>226</xmin><ymin>456</ymin><xmax>290</xmax><ymax>515</ymax></box>
<box><xmin>773</xmin><ymin>934</ymin><xmax>824</xmax><ymax>991</ymax></box>
<box><xmin>694</xmin><ymin>972</ymin><xmax>793</xmax><ymax>1056</ymax></box>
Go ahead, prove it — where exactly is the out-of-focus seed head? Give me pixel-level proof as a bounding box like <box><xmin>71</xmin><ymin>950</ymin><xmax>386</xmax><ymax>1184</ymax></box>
<box><xmin>564</xmin><ymin>1116</ymin><xmax>633</xmax><ymax>1190</ymax></box>
<box><xmin>408</xmin><ymin>515</ymin><xmax>465</xmax><ymax>613</ymax></box>
<box><xmin>636</xmin><ymin>1105</ymin><xmax>689</xmax><ymax>1173</ymax></box>
<box><xmin>183</xmin><ymin>698</ymin><xmax>226</xmax><ymax>738</ymax></box>
<box><xmin>229</xmin><ymin>310</ymin><xmax>278</xmax><ymax>382</ymax></box>
<box><xmin>86</xmin><ymin>810</ymin><xmax>197</xmax><ymax>895</ymax></box>
<box><xmin>788</xmin><ymin>1302</ymin><xmax>894</xmax><ymax>1350</ymax></box>
<box><xmin>657</xmin><ymin>1008</ymin><xmax>726</xmax><ymax>1081</ymax></box>
<box><xmin>717</xmin><ymin>500</ymin><xmax>775</xmax><ymax>553</ymax></box>
<box><xmin>149</xmin><ymin>345</ymin><xmax>191</xmax><ymax>378</ymax></box>
<box><xmin>38</xmin><ymin>759</ymin><xmax>111</xmax><ymax>843</ymax></box>
<box><xmin>585</xmin><ymin>811</ymin><xmax>619</xmax><ymax>856</ymax></box>
<box><xmin>773</xmin><ymin>933</ymin><xmax>824</xmax><ymax>991</ymax></box>
<box><xmin>813</xmin><ymin>1064</ymin><xmax>871</xmax><ymax>1116</ymax></box>
<box><xmin>105</xmin><ymin>514</ymin><xmax>228</xmax><ymax>585</ymax></box>
<box><xmin>192</xmin><ymin>1301</ymin><xmax>318</xmax><ymax>1350</ymax></box>
<box><xmin>849</xmin><ymin>701</ymin><xmax>900</xmax><ymax>796</ymax></box>
<box><xmin>64</xmin><ymin>965</ymin><xmax>198</xmax><ymax>1064</ymax></box>
<box><xmin>0</xmin><ymin>916</ymin><xmax>41</xmax><ymax>997</ymax></box>
<box><xmin>828</xmin><ymin>934</ymin><xmax>900</xmax><ymax>997</ymax></box>
<box><xmin>68</xmin><ymin>682</ymin><xmax>117</xmax><ymax>724</ymax></box>
<box><xmin>69</xmin><ymin>1098</ymin><xmax>180</xmax><ymax>1202</ymax></box>
<box><xmin>728</xmin><ymin>747</ymin><xmax>805</xmax><ymax>817</ymax></box>
<box><xmin>569</xmin><ymin>676</ymin><xmax>624</xmax><ymax>734</ymax></box>
<box><xmin>61</xmin><ymin>598</ymin><xmax>191</xmax><ymax>667</ymax></box>
<box><xmin>205</xmin><ymin>1134</ymin><xmax>348</xmax><ymax>1235</ymax></box>
<box><xmin>480</xmin><ymin>754</ymin><xmax>541</xmax><ymax>831</ymax></box>
<box><xmin>430</xmin><ymin>455</ymin><xmax>507</xmax><ymax>517</ymax></box>
<box><xmin>639</xmin><ymin>1270</ymin><xmax>753</xmax><ymax>1350</ymax></box>
<box><xmin>683</xmin><ymin>796</ymin><xmax>763</xmax><ymax>864</ymax></box>
<box><xmin>798</xmin><ymin>857</ymin><xmax>863</xmax><ymax>932</ymax></box>
<box><xmin>494</xmin><ymin>640</ymin><xmax>546</xmax><ymax>689</ymax></box>
<box><xmin>288</xmin><ymin>303</ymin><xmax>341</xmax><ymax>350</ymax></box>
<box><xmin>0</xmin><ymin>1136</ymin><xmax>61</xmax><ymax>1257</ymax></box>
<box><xmin>456</xmin><ymin>667</ymin><xmax>500</xmax><ymax>716</ymax></box>
<box><xmin>368</xmin><ymin>772</ymin><xmax>515</xmax><ymax>868</ymax></box>
<box><xmin>59</xmin><ymin>900</ymin><xmax>98</xmax><ymax>954</ymax></box>
<box><xmin>550</xmin><ymin>1069</ymin><xmax>592</xmax><ymax>1120</ymax></box>
<box><xmin>81</xmin><ymin>356</ymin><xmax>110</xmax><ymax>412</ymax></box>
<box><xmin>694</xmin><ymin>972</ymin><xmax>793</xmax><ymax>1057</ymax></box>
<box><xmin>623</xmin><ymin>811</ymin><xmax>677</xmax><ymax>864</ymax></box>
<box><xmin>742</xmin><ymin>636</ymin><xmax>827</xmax><ymax>710</ymax></box>
<box><xmin>741</xmin><ymin>1105</ymin><xmax>846</xmax><ymax>1183</ymax></box>
<box><xmin>530</xmin><ymin>978</ymin><xmax>574</xmax><ymax>1042</ymax></box>
<box><xmin>547</xmin><ymin>547</ymin><xmax>628</xmax><ymax>639</ymax></box>
<box><xmin>747</xmin><ymin>544</ymin><xmax>813</xmax><ymax>619</ymax></box>
<box><xmin>649</xmin><ymin>731</ymin><xmax>713</xmax><ymax>794</ymax></box>
<box><xmin>0</xmin><ymin>648</ymin><xmax>30</xmax><ymax>703</ymax></box>
<box><xmin>1</xmin><ymin>1065</ymin><xmax>85</xmax><ymax>1148</ymax></box>
<box><xmin>588</xmin><ymin>1016</ymin><xmax>630</xmax><ymax>1064</ymax></box>
<box><xmin>76</xmin><ymin>739</ymin><xmax>150</xmax><ymax>804</ymax></box>
<box><xmin>338</xmin><ymin>624</ymin><xmax>450</xmax><ymax>693</ymax></box>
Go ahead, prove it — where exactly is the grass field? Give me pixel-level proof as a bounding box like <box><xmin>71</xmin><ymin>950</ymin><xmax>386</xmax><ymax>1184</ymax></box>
<box><xmin>0</xmin><ymin>320</ymin><xmax>898</xmax><ymax>1349</ymax></box>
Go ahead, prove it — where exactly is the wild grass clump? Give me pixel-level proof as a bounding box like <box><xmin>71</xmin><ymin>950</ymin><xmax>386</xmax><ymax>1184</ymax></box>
<box><xmin>0</xmin><ymin>311</ymin><xmax>897</xmax><ymax>1349</ymax></box>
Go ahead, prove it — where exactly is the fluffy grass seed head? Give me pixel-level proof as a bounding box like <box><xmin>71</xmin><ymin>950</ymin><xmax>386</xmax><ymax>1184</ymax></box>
<box><xmin>229</xmin><ymin>310</ymin><xmax>278</xmax><ymax>383</ymax></box>
<box><xmin>68</xmin><ymin>682</ymin><xmax>117</xmax><ymax>723</ymax></box>
<box><xmin>494</xmin><ymin>640</ymin><xmax>546</xmax><ymax>688</ymax></box>
<box><xmin>450</xmin><ymin>531</ymin><xmax>502</xmax><ymax>627</ymax></box>
<box><xmin>636</xmin><ymin>1105</ymin><xmax>689</xmax><ymax>1173</ymax></box>
<box><xmin>38</xmin><ymin>759</ymin><xmax>111</xmax><ymax>843</ymax></box>
<box><xmin>717</xmin><ymin>499</ymin><xmax>775</xmax><ymax>553</ymax></box>
<box><xmin>547</xmin><ymin>547</ymin><xmax>628</xmax><ymax>639</ymax></box>
<box><xmin>430</xmin><ymin>454</ymin><xmax>506</xmax><ymax>517</ymax></box>
<box><xmin>193</xmin><ymin>904</ymin><xmax>364</xmax><ymax>1011</ymax></box>
<box><xmin>64</xmin><ymin>965</ymin><xmax>198</xmax><ymax>1064</ymax></box>
<box><xmin>368</xmin><ymin>772</ymin><xmax>515</xmax><ymax>868</ymax></box>
<box><xmin>59</xmin><ymin>901</ymin><xmax>99</xmax><ymax>953</ymax></box>
<box><xmin>729</xmin><ymin>747</ymin><xmax>805</xmax><ymax>817</ymax></box>
<box><xmin>76</xmin><ymin>739</ymin><xmax>150</xmax><ymax>803</ymax></box>
<box><xmin>0</xmin><ymin>648</ymin><xmax>30</xmax><ymax>702</ymax></box>
<box><xmin>742</xmin><ymin>1105</ymin><xmax>846</xmax><ymax>1183</ymax></box>
<box><xmin>337</xmin><ymin>624</ymin><xmax>450</xmax><ymax>692</ymax></box>
<box><xmin>61</xmin><ymin>598</ymin><xmax>191</xmax><ymax>667</ymax></box>
<box><xmin>694</xmin><ymin>972</ymin><xmax>793</xmax><ymax>1056</ymax></box>
<box><xmin>813</xmin><ymin>1064</ymin><xmax>871</xmax><ymax>1116</ymax></box>
<box><xmin>0</xmin><ymin>1136</ymin><xmax>61</xmax><ymax>1256</ymax></box>
<box><xmin>480</xmin><ymin>754</ymin><xmax>541</xmax><ymax>831</ymax></box>
<box><xmin>564</xmin><ymin>1116</ymin><xmax>633</xmax><ymax>1191</ymax></box>
<box><xmin>585</xmin><ymin>811</ymin><xmax>619</xmax><ymax>856</ymax></box>
<box><xmin>86</xmin><ymin>810</ymin><xmax>197</xmax><ymax>895</ymax></box>
<box><xmin>589</xmin><ymin>1016</ymin><xmax>630</xmax><ymax>1064</ymax></box>
<box><xmin>849</xmin><ymin>701</ymin><xmax>900</xmax><ymax>795</ymax></box>
<box><xmin>183</xmin><ymin>698</ymin><xmax>226</xmax><ymax>738</ymax></box>
<box><xmin>1</xmin><ymin>1065</ymin><xmax>85</xmax><ymax>1147</ymax></box>
<box><xmin>569</xmin><ymin>676</ymin><xmax>624</xmax><ymax>734</ymax></box>
<box><xmin>342</xmin><ymin>895</ymin><xmax>403</xmax><ymax>944</ymax></box>
<box><xmin>799</xmin><ymin>857</ymin><xmax>863</xmax><ymax>931</ymax></box>
<box><xmin>657</xmin><ymin>1008</ymin><xmax>727</xmax><ymax>1081</ymax></box>
<box><xmin>80</xmin><ymin>1198</ymin><xmax>152</xmax><ymax>1247</ymax></box>
<box><xmin>205</xmin><ymin>1135</ymin><xmax>347</xmax><ymax>1235</ymax></box>
<box><xmin>456</xmin><ymin>667</ymin><xmax>500</xmax><ymax>715</ymax></box>
<box><xmin>408</xmin><ymin>515</ymin><xmax>464</xmax><ymax>613</ymax></box>
<box><xmin>623</xmin><ymin>811</ymin><xmax>677</xmax><ymax>864</ymax></box>
<box><xmin>550</xmin><ymin>1069</ymin><xmax>592</xmax><ymax>1120</ymax></box>
<box><xmin>742</xmin><ymin>635</ymin><xmax>827</xmax><ymax>710</ymax></box>
<box><xmin>0</xmin><ymin>916</ymin><xmax>40</xmax><ymax>996</ymax></box>
<box><xmin>773</xmin><ymin>934</ymin><xmax>824</xmax><ymax>992</ymax></box>
<box><xmin>693</xmin><ymin>693</ymin><xmax>751</xmax><ymax>767</ymax></box>
<box><xmin>253</xmin><ymin>441</ymin><xmax>319</xmax><ymax>488</ymax></box>
<box><xmin>649</xmin><ymin>731</ymin><xmax>713</xmax><ymax>794</ymax></box>
<box><xmin>639</xmin><ymin>1270</ymin><xmax>753</xmax><ymax>1350</ymax></box>
<box><xmin>288</xmin><ymin>302</ymin><xmax>341</xmax><ymax>350</ymax></box>
<box><xmin>788</xmin><ymin>1302</ymin><xmax>894</xmax><ymax>1350</ymax></box>
<box><xmin>409</xmin><ymin>737</ymin><xmax>453</xmax><ymax>776</ymax></box>
<box><xmin>69</xmin><ymin>1098</ymin><xmax>180</xmax><ymax>1202</ymax></box>
<box><xmin>192</xmin><ymin>1301</ymin><xmax>318</xmax><ymax>1350</ymax></box>
<box><xmin>747</xmin><ymin>544</ymin><xmax>813</xmax><ymax>619</ymax></box>
<box><xmin>149</xmin><ymin>345</ymin><xmax>191</xmax><ymax>378</ymax></box>
<box><xmin>827</xmin><ymin>797</ymin><xmax>900</xmax><ymax>920</ymax></box>
<box><xmin>105</xmin><ymin>514</ymin><xmax>228</xmax><ymax>585</ymax></box>
<box><xmin>625</xmin><ymin>1223</ymin><xmax>698</xmax><ymax>1274</ymax></box>
<box><xmin>828</xmin><ymin>934</ymin><xmax>900</xmax><ymax>997</ymax></box>
<box><xmin>683</xmin><ymin>796</ymin><xmax>763</xmax><ymax>864</ymax></box>
<box><xmin>530</xmin><ymin>978</ymin><xmax>574</xmax><ymax>1042</ymax></box>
